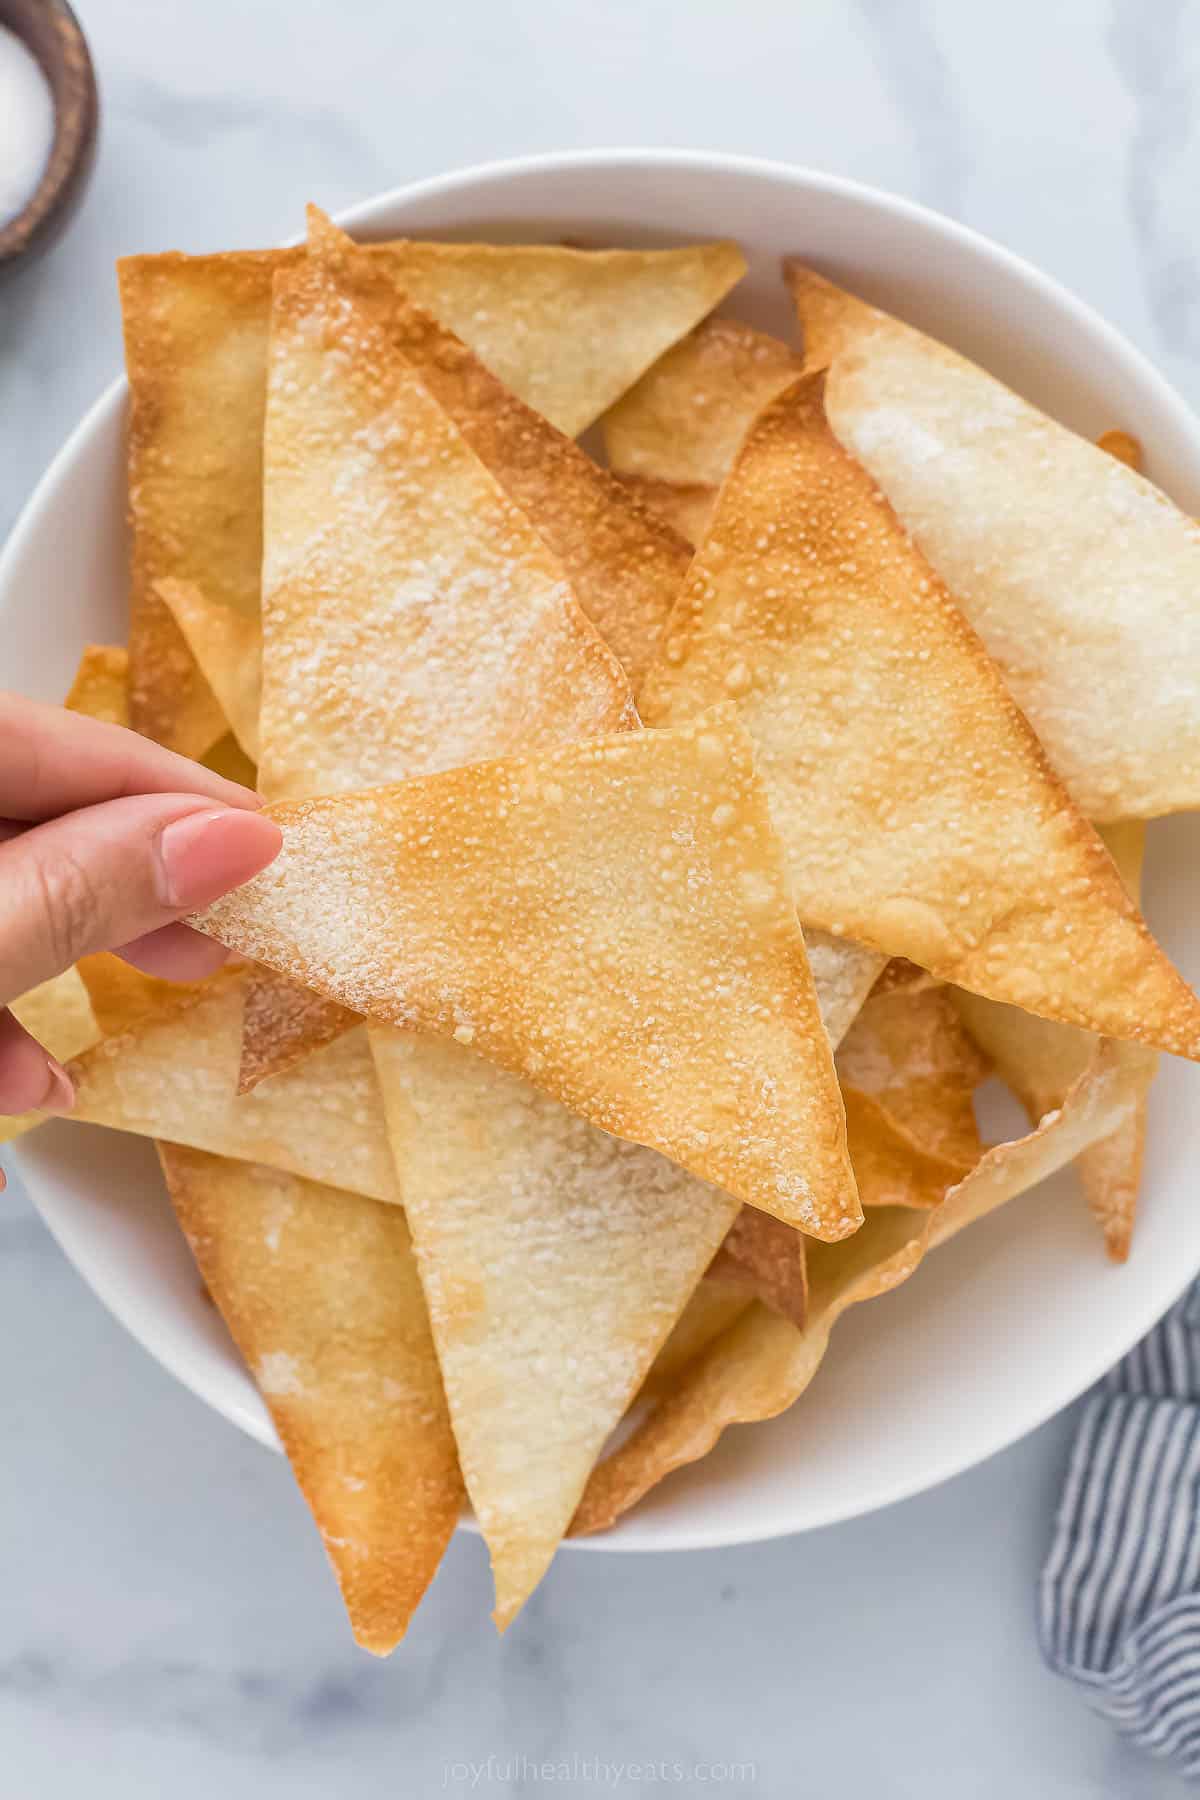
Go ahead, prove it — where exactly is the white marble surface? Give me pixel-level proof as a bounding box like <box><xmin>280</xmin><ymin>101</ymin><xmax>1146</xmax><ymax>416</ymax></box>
<box><xmin>3</xmin><ymin>0</ymin><xmax>1200</xmax><ymax>1793</ymax></box>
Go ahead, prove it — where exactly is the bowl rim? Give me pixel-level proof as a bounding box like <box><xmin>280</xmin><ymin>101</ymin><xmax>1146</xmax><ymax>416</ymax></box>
<box><xmin>6</xmin><ymin>145</ymin><xmax>1200</xmax><ymax>1554</ymax></box>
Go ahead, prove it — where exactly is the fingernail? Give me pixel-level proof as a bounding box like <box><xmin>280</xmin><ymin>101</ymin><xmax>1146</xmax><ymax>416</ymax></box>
<box><xmin>157</xmin><ymin>808</ymin><xmax>283</xmax><ymax>910</ymax></box>
<box><xmin>38</xmin><ymin>1058</ymin><xmax>75</xmax><ymax>1115</ymax></box>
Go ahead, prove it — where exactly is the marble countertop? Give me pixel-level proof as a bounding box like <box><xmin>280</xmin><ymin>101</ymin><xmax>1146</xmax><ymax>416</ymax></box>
<box><xmin>3</xmin><ymin>1</ymin><xmax>1200</xmax><ymax>1793</ymax></box>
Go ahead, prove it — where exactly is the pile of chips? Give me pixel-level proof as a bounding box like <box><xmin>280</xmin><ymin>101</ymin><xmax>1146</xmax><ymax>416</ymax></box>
<box><xmin>8</xmin><ymin>205</ymin><xmax>1200</xmax><ymax>1653</ymax></box>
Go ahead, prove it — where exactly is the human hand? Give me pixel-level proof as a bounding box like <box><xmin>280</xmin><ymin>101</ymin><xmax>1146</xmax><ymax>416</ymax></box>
<box><xmin>0</xmin><ymin>692</ymin><xmax>281</xmax><ymax>1136</ymax></box>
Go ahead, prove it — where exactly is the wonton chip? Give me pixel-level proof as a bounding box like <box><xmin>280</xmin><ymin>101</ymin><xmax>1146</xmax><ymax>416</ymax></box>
<box><xmin>259</xmin><ymin>250</ymin><xmax>636</xmax><ymax>801</ymax></box>
<box><xmin>706</xmin><ymin>1206</ymin><xmax>808</xmax><ymax>1327</ymax></box>
<box><xmin>613</xmin><ymin>474</ymin><xmax>718</xmax><ymax>549</ymax></box>
<box><xmin>307</xmin><ymin>209</ymin><xmax>691</xmax><ymax>691</ymax></box>
<box><xmin>63</xmin><ymin>644</ymin><xmax>131</xmax><ymax>728</ymax></box>
<box><xmin>572</xmin><ymin>1039</ymin><xmax>1147</xmax><ymax>1532</ymax></box>
<box><xmin>369</xmin><ymin>1027</ymin><xmax>737</xmax><ymax>1629</ymax></box>
<box><xmin>368</xmin><ymin>237</ymin><xmax>747</xmax><ymax>439</ymax></box>
<box><xmin>155</xmin><ymin>579</ymin><xmax>262</xmax><ymax>759</ymax></box>
<box><xmin>603</xmin><ymin>316</ymin><xmax>805</xmax><ymax>488</ymax></box>
<box><xmin>842</xmin><ymin>1086</ymin><xmax>971</xmax><ymax>1211</ymax></box>
<box><xmin>786</xmin><ymin>264</ymin><xmax>1200</xmax><ymax>820</ymax></box>
<box><xmin>118</xmin><ymin>250</ymin><xmax>289</xmax><ymax>754</ymax></box>
<box><xmin>61</xmin><ymin>971</ymin><xmax>398</xmax><ymax>1202</ymax></box>
<box><xmin>195</xmin><ymin>713</ymin><xmax>860</xmax><ymax>1237</ymax></box>
<box><xmin>159</xmin><ymin>1146</ymin><xmax>461</xmax><ymax>1653</ymax></box>
<box><xmin>953</xmin><ymin>821</ymin><xmax>1157</xmax><ymax>1260</ymax></box>
<box><xmin>837</xmin><ymin>981</ymin><xmax>988</xmax><ymax>1169</ymax></box>
<box><xmin>640</xmin><ymin>375</ymin><xmax>1200</xmax><ymax>1061</ymax></box>
<box><xmin>641</xmin><ymin>1281</ymin><xmax>751</xmax><ymax>1398</ymax></box>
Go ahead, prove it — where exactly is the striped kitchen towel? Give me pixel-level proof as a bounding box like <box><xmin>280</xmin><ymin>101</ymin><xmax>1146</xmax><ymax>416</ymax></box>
<box><xmin>1041</xmin><ymin>1283</ymin><xmax>1200</xmax><ymax>1776</ymax></box>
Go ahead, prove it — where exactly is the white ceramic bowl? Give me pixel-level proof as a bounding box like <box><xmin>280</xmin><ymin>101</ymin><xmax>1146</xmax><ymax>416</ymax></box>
<box><xmin>5</xmin><ymin>150</ymin><xmax>1200</xmax><ymax>1554</ymax></box>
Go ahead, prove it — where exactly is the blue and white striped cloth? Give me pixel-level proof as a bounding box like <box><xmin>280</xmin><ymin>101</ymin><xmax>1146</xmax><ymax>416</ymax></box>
<box><xmin>1041</xmin><ymin>1284</ymin><xmax>1200</xmax><ymax>1776</ymax></box>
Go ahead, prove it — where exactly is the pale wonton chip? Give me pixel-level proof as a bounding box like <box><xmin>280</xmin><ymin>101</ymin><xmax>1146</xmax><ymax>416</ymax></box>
<box><xmin>60</xmin><ymin>971</ymin><xmax>398</xmax><ymax>1202</ymax></box>
<box><xmin>307</xmin><ymin>209</ymin><xmax>691</xmax><ymax>691</ymax></box>
<box><xmin>0</xmin><ymin>968</ymin><xmax>99</xmax><ymax>1147</ymax></box>
<box><xmin>195</xmin><ymin>712</ymin><xmax>860</xmax><ymax>1236</ymax></box>
<box><xmin>603</xmin><ymin>316</ymin><xmax>805</xmax><ymax>488</ymax></box>
<box><xmin>367</xmin><ymin>237</ymin><xmax>747</xmax><ymax>439</ymax></box>
<box><xmin>369</xmin><ymin>1027</ymin><xmax>737</xmax><ymax>1629</ymax></box>
<box><xmin>155</xmin><ymin>579</ymin><xmax>262</xmax><ymax>760</ymax></box>
<box><xmin>158</xmin><ymin>1146</ymin><xmax>461</xmax><ymax>1653</ymax></box>
<box><xmin>640</xmin><ymin>375</ymin><xmax>1200</xmax><ymax>1061</ymax></box>
<box><xmin>572</xmin><ymin>1039</ymin><xmax>1146</xmax><ymax>1533</ymax></box>
<box><xmin>63</xmin><ymin>644</ymin><xmax>131</xmax><ymax>728</ymax></box>
<box><xmin>706</xmin><ymin>1206</ymin><xmax>808</xmax><ymax>1326</ymax></box>
<box><xmin>953</xmin><ymin>821</ymin><xmax>1157</xmax><ymax>1260</ymax></box>
<box><xmin>837</xmin><ymin>981</ymin><xmax>989</xmax><ymax>1169</ymax></box>
<box><xmin>238</xmin><ymin>968</ymin><xmax>357</xmax><ymax>1097</ymax></box>
<box><xmin>786</xmin><ymin>264</ymin><xmax>1200</xmax><ymax>820</ymax></box>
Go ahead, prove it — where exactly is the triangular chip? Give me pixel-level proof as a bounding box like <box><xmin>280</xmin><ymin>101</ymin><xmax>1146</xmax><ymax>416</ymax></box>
<box><xmin>786</xmin><ymin>263</ymin><xmax>1200</xmax><ymax>820</ymax></box>
<box><xmin>640</xmin><ymin>375</ymin><xmax>1200</xmax><ymax>1060</ymax></box>
<box><xmin>155</xmin><ymin>579</ymin><xmax>262</xmax><ymax>759</ymax></box>
<box><xmin>706</xmin><ymin>1206</ymin><xmax>808</xmax><ymax>1326</ymax></box>
<box><xmin>368</xmin><ymin>237</ymin><xmax>747</xmax><ymax>438</ymax></box>
<box><xmin>307</xmin><ymin>209</ymin><xmax>691</xmax><ymax>690</ymax></box>
<box><xmin>63</xmin><ymin>644</ymin><xmax>131</xmax><ymax>728</ymax></box>
<box><xmin>258</xmin><ymin>248</ymin><xmax>636</xmax><ymax>801</ymax></box>
<box><xmin>572</xmin><ymin>1037</ymin><xmax>1148</xmax><ymax>1533</ymax></box>
<box><xmin>196</xmin><ymin>712</ymin><xmax>860</xmax><ymax>1236</ymax></box>
<box><xmin>603</xmin><ymin>316</ymin><xmax>805</xmax><ymax>488</ymax></box>
<box><xmin>61</xmin><ymin>972</ymin><xmax>398</xmax><ymax>1202</ymax></box>
<box><xmin>158</xmin><ymin>1146</ymin><xmax>461</xmax><ymax>1652</ymax></box>
<box><xmin>641</xmin><ymin>1280</ymin><xmax>751</xmax><ymax>1399</ymax></box>
<box><xmin>953</xmin><ymin>821</ymin><xmax>1157</xmax><ymax>1260</ymax></box>
<box><xmin>842</xmin><ymin>1085</ymin><xmax>972</xmax><ymax>1211</ymax></box>
<box><xmin>369</xmin><ymin>1027</ymin><xmax>737</xmax><ymax>1628</ymax></box>
<box><xmin>117</xmin><ymin>249</ymin><xmax>289</xmax><ymax>753</ymax></box>
<box><xmin>837</xmin><ymin>981</ymin><xmax>989</xmax><ymax>1169</ymax></box>
<box><xmin>237</xmin><ymin>967</ymin><xmax>357</xmax><ymax>1097</ymax></box>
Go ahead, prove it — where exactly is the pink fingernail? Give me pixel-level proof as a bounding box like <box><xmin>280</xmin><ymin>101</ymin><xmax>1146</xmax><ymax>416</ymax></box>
<box><xmin>157</xmin><ymin>808</ymin><xmax>283</xmax><ymax>910</ymax></box>
<box><xmin>39</xmin><ymin>1059</ymin><xmax>75</xmax><ymax>1115</ymax></box>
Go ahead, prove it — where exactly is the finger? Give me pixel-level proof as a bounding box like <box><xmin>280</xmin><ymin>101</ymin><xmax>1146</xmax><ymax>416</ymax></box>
<box><xmin>115</xmin><ymin>922</ymin><xmax>232</xmax><ymax>981</ymax></box>
<box><xmin>0</xmin><ymin>793</ymin><xmax>281</xmax><ymax>1003</ymax></box>
<box><xmin>0</xmin><ymin>692</ymin><xmax>262</xmax><ymax>823</ymax></box>
<box><xmin>0</xmin><ymin>1008</ymin><xmax>75</xmax><ymax>1117</ymax></box>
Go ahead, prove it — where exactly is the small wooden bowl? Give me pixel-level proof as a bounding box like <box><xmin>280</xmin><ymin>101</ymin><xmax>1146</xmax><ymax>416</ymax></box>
<box><xmin>0</xmin><ymin>0</ymin><xmax>98</xmax><ymax>278</ymax></box>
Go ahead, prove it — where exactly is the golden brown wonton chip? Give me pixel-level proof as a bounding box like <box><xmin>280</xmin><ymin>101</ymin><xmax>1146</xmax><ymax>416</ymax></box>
<box><xmin>640</xmin><ymin>374</ymin><xmax>1200</xmax><ymax>1061</ymax></box>
<box><xmin>159</xmin><ymin>1146</ymin><xmax>461</xmax><ymax>1653</ymax></box>
<box><xmin>118</xmin><ymin>250</ymin><xmax>289</xmax><ymax>754</ymax></box>
<box><xmin>63</xmin><ymin>644</ymin><xmax>131</xmax><ymax>728</ymax></box>
<box><xmin>61</xmin><ymin>971</ymin><xmax>398</xmax><ymax>1202</ymax></box>
<box><xmin>369</xmin><ymin>1027</ymin><xmax>737</xmax><ymax>1628</ymax></box>
<box><xmin>196</xmin><ymin>712</ymin><xmax>859</xmax><ymax>1236</ymax></box>
<box><xmin>837</xmin><ymin>981</ymin><xmax>989</xmax><ymax>1169</ymax></box>
<box><xmin>842</xmin><ymin>1086</ymin><xmax>971</xmax><ymax>1211</ymax></box>
<box><xmin>307</xmin><ymin>209</ymin><xmax>692</xmax><ymax>692</ymax></box>
<box><xmin>572</xmin><ymin>1038</ymin><xmax>1147</xmax><ymax>1532</ymax></box>
<box><xmin>603</xmin><ymin>316</ymin><xmax>805</xmax><ymax>487</ymax></box>
<box><xmin>1097</xmin><ymin>429</ymin><xmax>1143</xmax><ymax>472</ymax></box>
<box><xmin>953</xmin><ymin>821</ymin><xmax>1157</xmax><ymax>1260</ymax></box>
<box><xmin>155</xmin><ymin>579</ymin><xmax>262</xmax><ymax>760</ymax></box>
<box><xmin>786</xmin><ymin>264</ymin><xmax>1200</xmax><ymax>821</ymax></box>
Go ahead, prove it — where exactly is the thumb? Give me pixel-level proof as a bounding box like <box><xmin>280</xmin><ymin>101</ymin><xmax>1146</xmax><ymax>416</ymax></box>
<box><xmin>0</xmin><ymin>793</ymin><xmax>281</xmax><ymax>1005</ymax></box>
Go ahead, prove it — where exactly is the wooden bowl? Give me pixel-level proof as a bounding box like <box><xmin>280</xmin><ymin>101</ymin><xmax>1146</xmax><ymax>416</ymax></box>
<box><xmin>0</xmin><ymin>0</ymin><xmax>97</xmax><ymax>277</ymax></box>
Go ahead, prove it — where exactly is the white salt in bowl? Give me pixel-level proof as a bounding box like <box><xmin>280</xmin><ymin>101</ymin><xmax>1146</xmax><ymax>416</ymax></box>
<box><xmin>4</xmin><ymin>150</ymin><xmax>1200</xmax><ymax>1552</ymax></box>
